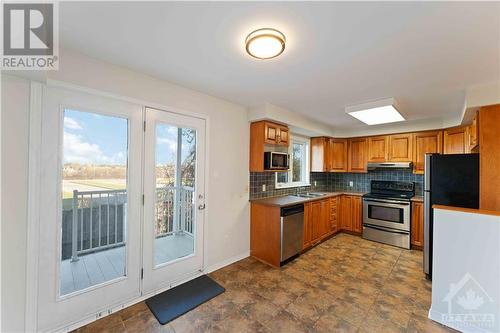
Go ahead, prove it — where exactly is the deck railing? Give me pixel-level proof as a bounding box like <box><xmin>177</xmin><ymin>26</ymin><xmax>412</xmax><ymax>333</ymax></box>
<box><xmin>66</xmin><ymin>186</ymin><xmax>195</xmax><ymax>261</ymax></box>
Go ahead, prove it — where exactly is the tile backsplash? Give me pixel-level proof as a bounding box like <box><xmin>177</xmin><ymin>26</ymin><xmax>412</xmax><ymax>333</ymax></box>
<box><xmin>249</xmin><ymin>169</ymin><xmax>423</xmax><ymax>200</ymax></box>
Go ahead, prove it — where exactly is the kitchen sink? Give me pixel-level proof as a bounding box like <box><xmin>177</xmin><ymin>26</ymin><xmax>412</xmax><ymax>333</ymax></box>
<box><xmin>293</xmin><ymin>192</ymin><xmax>327</xmax><ymax>198</ymax></box>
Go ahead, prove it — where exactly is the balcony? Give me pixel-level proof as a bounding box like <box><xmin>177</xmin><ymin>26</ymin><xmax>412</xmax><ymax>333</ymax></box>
<box><xmin>60</xmin><ymin>186</ymin><xmax>195</xmax><ymax>296</ymax></box>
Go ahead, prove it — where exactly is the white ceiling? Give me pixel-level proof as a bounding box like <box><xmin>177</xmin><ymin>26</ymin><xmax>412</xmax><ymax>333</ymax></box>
<box><xmin>59</xmin><ymin>2</ymin><xmax>500</xmax><ymax>130</ymax></box>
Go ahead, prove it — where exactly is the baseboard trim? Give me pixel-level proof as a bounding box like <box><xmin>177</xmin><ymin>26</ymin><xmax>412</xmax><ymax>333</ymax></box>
<box><xmin>204</xmin><ymin>251</ymin><xmax>250</xmax><ymax>274</ymax></box>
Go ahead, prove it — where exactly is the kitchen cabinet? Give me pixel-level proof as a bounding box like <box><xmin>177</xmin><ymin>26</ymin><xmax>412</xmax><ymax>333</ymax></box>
<box><xmin>443</xmin><ymin>126</ymin><xmax>469</xmax><ymax>154</ymax></box>
<box><xmin>264</xmin><ymin>121</ymin><xmax>289</xmax><ymax>145</ymax></box>
<box><xmin>411</xmin><ymin>201</ymin><xmax>424</xmax><ymax>249</ymax></box>
<box><xmin>250</xmin><ymin>203</ymin><xmax>281</xmax><ymax>267</ymax></box>
<box><xmin>469</xmin><ymin>112</ymin><xmax>479</xmax><ymax>152</ymax></box>
<box><xmin>329</xmin><ymin>197</ymin><xmax>339</xmax><ymax>234</ymax></box>
<box><xmin>310</xmin><ymin>199</ymin><xmax>329</xmax><ymax>245</ymax></box>
<box><xmin>249</xmin><ymin>121</ymin><xmax>290</xmax><ymax>172</ymax></box>
<box><xmin>478</xmin><ymin>104</ymin><xmax>500</xmax><ymax>211</ymax></box>
<box><xmin>351</xmin><ymin>196</ymin><xmax>362</xmax><ymax>233</ymax></box>
<box><xmin>367</xmin><ymin>136</ymin><xmax>388</xmax><ymax>162</ymax></box>
<box><xmin>412</xmin><ymin>130</ymin><xmax>443</xmax><ymax>174</ymax></box>
<box><xmin>340</xmin><ymin>195</ymin><xmax>352</xmax><ymax>231</ymax></box>
<box><xmin>303</xmin><ymin>202</ymin><xmax>313</xmax><ymax>250</ymax></box>
<box><xmin>311</xmin><ymin>137</ymin><xmax>348</xmax><ymax>172</ymax></box>
<box><xmin>311</xmin><ymin>137</ymin><xmax>331</xmax><ymax>172</ymax></box>
<box><xmin>348</xmin><ymin>138</ymin><xmax>368</xmax><ymax>173</ymax></box>
<box><xmin>330</xmin><ymin>139</ymin><xmax>348</xmax><ymax>172</ymax></box>
<box><xmin>388</xmin><ymin>133</ymin><xmax>413</xmax><ymax>162</ymax></box>
<box><xmin>340</xmin><ymin>195</ymin><xmax>362</xmax><ymax>233</ymax></box>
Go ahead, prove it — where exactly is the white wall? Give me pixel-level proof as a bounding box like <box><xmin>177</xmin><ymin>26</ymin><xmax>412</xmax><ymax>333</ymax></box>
<box><xmin>1</xmin><ymin>48</ymin><xmax>250</xmax><ymax>331</ymax></box>
<box><xmin>430</xmin><ymin>208</ymin><xmax>500</xmax><ymax>333</ymax></box>
<box><xmin>1</xmin><ymin>75</ymin><xmax>31</xmax><ymax>332</ymax></box>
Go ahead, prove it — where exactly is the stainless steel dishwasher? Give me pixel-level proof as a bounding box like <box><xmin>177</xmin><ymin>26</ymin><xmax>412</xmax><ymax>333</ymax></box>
<box><xmin>280</xmin><ymin>204</ymin><xmax>304</xmax><ymax>263</ymax></box>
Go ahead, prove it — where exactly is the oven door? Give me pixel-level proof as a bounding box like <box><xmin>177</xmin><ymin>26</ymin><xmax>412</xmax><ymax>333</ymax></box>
<box><xmin>363</xmin><ymin>198</ymin><xmax>410</xmax><ymax>231</ymax></box>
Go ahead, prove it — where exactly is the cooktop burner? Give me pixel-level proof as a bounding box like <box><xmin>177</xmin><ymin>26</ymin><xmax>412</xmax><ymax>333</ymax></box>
<box><xmin>363</xmin><ymin>180</ymin><xmax>415</xmax><ymax>201</ymax></box>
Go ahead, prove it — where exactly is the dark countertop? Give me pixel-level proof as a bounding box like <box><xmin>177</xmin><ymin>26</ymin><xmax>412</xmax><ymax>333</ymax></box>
<box><xmin>250</xmin><ymin>191</ymin><xmax>365</xmax><ymax>207</ymax></box>
<box><xmin>411</xmin><ymin>196</ymin><xmax>424</xmax><ymax>202</ymax></box>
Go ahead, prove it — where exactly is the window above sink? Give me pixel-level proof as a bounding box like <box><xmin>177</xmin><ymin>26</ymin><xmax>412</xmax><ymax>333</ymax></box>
<box><xmin>275</xmin><ymin>134</ymin><xmax>310</xmax><ymax>189</ymax></box>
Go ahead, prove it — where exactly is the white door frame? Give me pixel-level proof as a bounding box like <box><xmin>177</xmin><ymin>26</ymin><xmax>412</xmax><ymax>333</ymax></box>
<box><xmin>25</xmin><ymin>80</ymin><xmax>212</xmax><ymax>332</ymax></box>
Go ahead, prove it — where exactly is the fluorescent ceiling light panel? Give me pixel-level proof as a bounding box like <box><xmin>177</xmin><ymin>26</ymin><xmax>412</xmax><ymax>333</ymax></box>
<box><xmin>345</xmin><ymin>98</ymin><xmax>405</xmax><ymax>125</ymax></box>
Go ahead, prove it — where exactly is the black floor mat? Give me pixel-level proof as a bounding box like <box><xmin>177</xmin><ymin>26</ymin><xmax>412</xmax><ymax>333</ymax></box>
<box><xmin>145</xmin><ymin>275</ymin><xmax>225</xmax><ymax>325</ymax></box>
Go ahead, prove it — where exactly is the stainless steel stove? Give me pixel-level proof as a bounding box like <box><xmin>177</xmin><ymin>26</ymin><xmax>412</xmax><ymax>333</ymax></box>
<box><xmin>362</xmin><ymin>180</ymin><xmax>415</xmax><ymax>249</ymax></box>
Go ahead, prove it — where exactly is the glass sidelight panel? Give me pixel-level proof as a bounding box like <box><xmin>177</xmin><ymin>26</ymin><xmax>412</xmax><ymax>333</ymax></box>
<box><xmin>154</xmin><ymin>124</ymin><xmax>196</xmax><ymax>266</ymax></box>
<box><xmin>60</xmin><ymin>109</ymin><xmax>128</xmax><ymax>296</ymax></box>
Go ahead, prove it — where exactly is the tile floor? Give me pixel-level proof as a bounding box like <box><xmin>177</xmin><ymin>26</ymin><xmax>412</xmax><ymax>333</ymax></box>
<box><xmin>74</xmin><ymin>233</ymin><xmax>455</xmax><ymax>333</ymax></box>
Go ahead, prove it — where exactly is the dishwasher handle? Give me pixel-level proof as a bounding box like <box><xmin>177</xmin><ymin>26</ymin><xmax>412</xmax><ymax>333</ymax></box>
<box><xmin>281</xmin><ymin>204</ymin><xmax>304</xmax><ymax>217</ymax></box>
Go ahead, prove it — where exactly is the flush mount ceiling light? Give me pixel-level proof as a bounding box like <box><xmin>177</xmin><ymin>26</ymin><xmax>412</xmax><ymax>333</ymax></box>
<box><xmin>245</xmin><ymin>28</ymin><xmax>286</xmax><ymax>59</ymax></box>
<box><xmin>345</xmin><ymin>98</ymin><xmax>405</xmax><ymax>125</ymax></box>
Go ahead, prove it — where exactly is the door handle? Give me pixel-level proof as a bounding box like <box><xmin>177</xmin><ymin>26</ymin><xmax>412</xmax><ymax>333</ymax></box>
<box><xmin>198</xmin><ymin>204</ymin><xmax>206</xmax><ymax>210</ymax></box>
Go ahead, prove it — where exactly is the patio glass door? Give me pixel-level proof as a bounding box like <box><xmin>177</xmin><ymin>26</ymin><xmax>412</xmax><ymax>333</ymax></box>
<box><xmin>37</xmin><ymin>86</ymin><xmax>143</xmax><ymax>331</ymax></box>
<box><xmin>142</xmin><ymin>107</ymin><xmax>205</xmax><ymax>295</ymax></box>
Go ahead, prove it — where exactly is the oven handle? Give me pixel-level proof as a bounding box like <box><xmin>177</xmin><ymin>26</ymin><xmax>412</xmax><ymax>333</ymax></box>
<box><xmin>363</xmin><ymin>198</ymin><xmax>410</xmax><ymax>205</ymax></box>
<box><xmin>363</xmin><ymin>223</ymin><xmax>410</xmax><ymax>235</ymax></box>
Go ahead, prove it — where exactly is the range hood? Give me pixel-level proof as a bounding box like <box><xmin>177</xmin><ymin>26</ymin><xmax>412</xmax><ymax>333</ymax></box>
<box><xmin>367</xmin><ymin>162</ymin><xmax>412</xmax><ymax>170</ymax></box>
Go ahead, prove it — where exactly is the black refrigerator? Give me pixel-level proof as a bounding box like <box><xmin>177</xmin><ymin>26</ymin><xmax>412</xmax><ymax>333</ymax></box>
<box><xmin>423</xmin><ymin>153</ymin><xmax>479</xmax><ymax>280</ymax></box>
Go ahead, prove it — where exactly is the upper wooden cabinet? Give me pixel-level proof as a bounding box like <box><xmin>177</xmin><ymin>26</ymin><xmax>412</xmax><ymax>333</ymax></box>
<box><xmin>412</xmin><ymin>130</ymin><xmax>443</xmax><ymax>174</ymax></box>
<box><xmin>310</xmin><ymin>137</ymin><xmax>347</xmax><ymax>172</ymax></box>
<box><xmin>469</xmin><ymin>112</ymin><xmax>479</xmax><ymax>152</ymax></box>
<box><xmin>264</xmin><ymin>121</ymin><xmax>289</xmax><ymax>146</ymax></box>
<box><xmin>443</xmin><ymin>126</ymin><xmax>469</xmax><ymax>154</ymax></box>
<box><xmin>249</xmin><ymin>121</ymin><xmax>289</xmax><ymax>172</ymax></box>
<box><xmin>348</xmin><ymin>138</ymin><xmax>368</xmax><ymax>173</ymax></box>
<box><xmin>388</xmin><ymin>133</ymin><xmax>413</xmax><ymax>162</ymax></box>
<box><xmin>330</xmin><ymin>139</ymin><xmax>348</xmax><ymax>172</ymax></box>
<box><xmin>367</xmin><ymin>136</ymin><xmax>388</xmax><ymax>162</ymax></box>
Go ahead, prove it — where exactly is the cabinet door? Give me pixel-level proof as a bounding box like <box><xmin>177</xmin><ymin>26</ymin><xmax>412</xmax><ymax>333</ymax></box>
<box><xmin>320</xmin><ymin>199</ymin><xmax>330</xmax><ymax>238</ymax></box>
<box><xmin>340</xmin><ymin>196</ymin><xmax>352</xmax><ymax>231</ymax></box>
<box><xmin>278</xmin><ymin>127</ymin><xmax>289</xmax><ymax>146</ymax></box>
<box><xmin>469</xmin><ymin>112</ymin><xmax>479</xmax><ymax>151</ymax></box>
<box><xmin>310</xmin><ymin>201</ymin><xmax>323</xmax><ymax>244</ymax></box>
<box><xmin>444</xmin><ymin>126</ymin><xmax>469</xmax><ymax>154</ymax></box>
<box><xmin>303</xmin><ymin>202</ymin><xmax>312</xmax><ymax>250</ymax></box>
<box><xmin>351</xmin><ymin>196</ymin><xmax>362</xmax><ymax>233</ymax></box>
<box><xmin>411</xmin><ymin>201</ymin><xmax>424</xmax><ymax>248</ymax></box>
<box><xmin>413</xmin><ymin>131</ymin><xmax>443</xmax><ymax>174</ymax></box>
<box><xmin>310</xmin><ymin>137</ymin><xmax>329</xmax><ymax>172</ymax></box>
<box><xmin>348</xmin><ymin>138</ymin><xmax>367</xmax><ymax>173</ymax></box>
<box><xmin>331</xmin><ymin>139</ymin><xmax>348</xmax><ymax>172</ymax></box>
<box><xmin>388</xmin><ymin>133</ymin><xmax>413</xmax><ymax>162</ymax></box>
<box><xmin>367</xmin><ymin>136</ymin><xmax>388</xmax><ymax>162</ymax></box>
<box><xmin>264</xmin><ymin>122</ymin><xmax>278</xmax><ymax>144</ymax></box>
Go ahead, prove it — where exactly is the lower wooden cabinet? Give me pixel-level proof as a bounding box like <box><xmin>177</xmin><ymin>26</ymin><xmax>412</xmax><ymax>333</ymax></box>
<box><xmin>303</xmin><ymin>202</ymin><xmax>313</xmax><ymax>250</ymax></box>
<box><xmin>351</xmin><ymin>196</ymin><xmax>362</xmax><ymax>233</ymax></box>
<box><xmin>329</xmin><ymin>197</ymin><xmax>339</xmax><ymax>233</ymax></box>
<box><xmin>339</xmin><ymin>195</ymin><xmax>362</xmax><ymax>233</ymax></box>
<box><xmin>411</xmin><ymin>201</ymin><xmax>424</xmax><ymax>249</ymax></box>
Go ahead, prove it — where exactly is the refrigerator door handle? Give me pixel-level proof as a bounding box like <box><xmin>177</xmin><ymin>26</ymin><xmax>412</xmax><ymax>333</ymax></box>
<box><xmin>423</xmin><ymin>191</ymin><xmax>431</xmax><ymax>275</ymax></box>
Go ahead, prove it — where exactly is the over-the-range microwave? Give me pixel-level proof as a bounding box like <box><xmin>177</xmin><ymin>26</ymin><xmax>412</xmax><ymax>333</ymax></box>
<box><xmin>264</xmin><ymin>152</ymin><xmax>289</xmax><ymax>170</ymax></box>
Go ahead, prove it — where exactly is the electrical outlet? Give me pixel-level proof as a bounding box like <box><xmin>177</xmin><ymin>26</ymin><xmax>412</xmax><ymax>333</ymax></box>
<box><xmin>262</xmin><ymin>184</ymin><xmax>266</xmax><ymax>192</ymax></box>
<box><xmin>349</xmin><ymin>181</ymin><xmax>354</xmax><ymax>187</ymax></box>
<box><xmin>314</xmin><ymin>181</ymin><xmax>317</xmax><ymax>186</ymax></box>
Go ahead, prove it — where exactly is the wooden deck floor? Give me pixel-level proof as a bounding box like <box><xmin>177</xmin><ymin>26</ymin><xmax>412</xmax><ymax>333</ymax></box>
<box><xmin>60</xmin><ymin>234</ymin><xmax>194</xmax><ymax>295</ymax></box>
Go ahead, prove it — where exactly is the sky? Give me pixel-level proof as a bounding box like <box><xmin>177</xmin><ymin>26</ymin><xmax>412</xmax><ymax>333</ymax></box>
<box><xmin>63</xmin><ymin>109</ymin><xmax>195</xmax><ymax>166</ymax></box>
